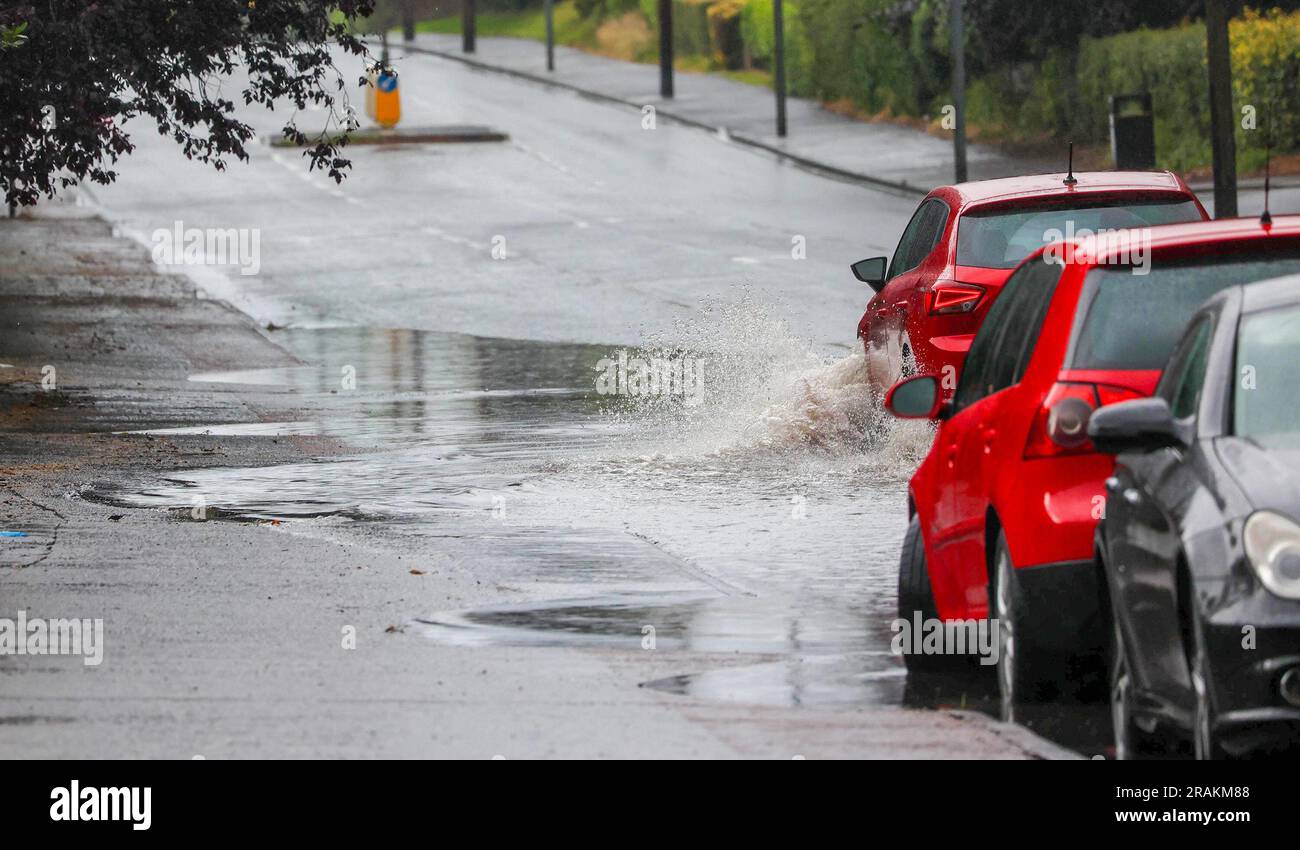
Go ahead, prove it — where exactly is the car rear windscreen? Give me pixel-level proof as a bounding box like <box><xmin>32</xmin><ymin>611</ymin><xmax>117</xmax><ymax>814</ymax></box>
<box><xmin>1235</xmin><ymin>303</ymin><xmax>1300</xmax><ymax>450</ymax></box>
<box><xmin>956</xmin><ymin>196</ymin><xmax>1202</xmax><ymax>269</ymax></box>
<box><xmin>1072</xmin><ymin>253</ymin><xmax>1300</xmax><ymax>371</ymax></box>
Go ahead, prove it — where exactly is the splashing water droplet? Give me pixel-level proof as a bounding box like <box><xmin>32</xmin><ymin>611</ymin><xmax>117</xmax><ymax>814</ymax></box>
<box><xmin>594</xmin><ymin>292</ymin><xmax>934</xmax><ymax>474</ymax></box>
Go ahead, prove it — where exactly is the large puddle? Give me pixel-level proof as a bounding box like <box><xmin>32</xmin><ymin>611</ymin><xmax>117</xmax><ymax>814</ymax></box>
<box><xmin>92</xmin><ymin>319</ymin><xmax>1107</xmax><ymax>755</ymax></box>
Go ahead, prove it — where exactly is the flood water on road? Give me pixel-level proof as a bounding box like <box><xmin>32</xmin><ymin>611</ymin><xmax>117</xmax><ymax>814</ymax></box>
<box><xmin>94</xmin><ymin>317</ymin><xmax>1108</xmax><ymax>754</ymax></box>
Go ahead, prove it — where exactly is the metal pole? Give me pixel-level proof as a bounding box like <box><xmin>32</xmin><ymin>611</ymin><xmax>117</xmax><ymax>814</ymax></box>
<box><xmin>402</xmin><ymin>0</ymin><xmax>415</xmax><ymax>43</ymax></box>
<box><xmin>545</xmin><ymin>0</ymin><xmax>555</xmax><ymax>72</ymax></box>
<box><xmin>773</xmin><ymin>0</ymin><xmax>787</xmax><ymax>137</ymax></box>
<box><xmin>658</xmin><ymin>0</ymin><xmax>673</xmax><ymax>99</ymax></box>
<box><xmin>463</xmin><ymin>0</ymin><xmax>476</xmax><ymax>54</ymax></box>
<box><xmin>950</xmin><ymin>0</ymin><xmax>968</xmax><ymax>183</ymax></box>
<box><xmin>1205</xmin><ymin>0</ymin><xmax>1237</xmax><ymax>218</ymax></box>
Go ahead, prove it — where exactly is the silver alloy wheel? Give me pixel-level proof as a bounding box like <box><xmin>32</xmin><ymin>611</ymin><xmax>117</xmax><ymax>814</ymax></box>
<box><xmin>1111</xmin><ymin>618</ymin><xmax>1133</xmax><ymax>760</ymax></box>
<box><xmin>1192</xmin><ymin>647</ymin><xmax>1214</xmax><ymax>760</ymax></box>
<box><xmin>1189</xmin><ymin>606</ymin><xmax>1218</xmax><ymax>760</ymax></box>
<box><xmin>995</xmin><ymin>546</ymin><xmax>1016</xmax><ymax>723</ymax></box>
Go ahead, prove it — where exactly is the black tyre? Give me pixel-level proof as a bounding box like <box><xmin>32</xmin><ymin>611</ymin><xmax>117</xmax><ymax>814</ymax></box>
<box><xmin>897</xmin><ymin>515</ymin><xmax>958</xmax><ymax>674</ymax></box>
<box><xmin>1108</xmin><ymin>598</ymin><xmax>1172</xmax><ymax>759</ymax></box>
<box><xmin>992</xmin><ymin>532</ymin><xmax>1058</xmax><ymax>723</ymax></box>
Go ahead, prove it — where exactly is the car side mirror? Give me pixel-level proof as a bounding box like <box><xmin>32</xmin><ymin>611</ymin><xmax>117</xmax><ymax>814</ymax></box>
<box><xmin>885</xmin><ymin>374</ymin><xmax>945</xmax><ymax>420</ymax></box>
<box><xmin>851</xmin><ymin>257</ymin><xmax>888</xmax><ymax>292</ymax></box>
<box><xmin>1087</xmin><ymin>397</ymin><xmax>1186</xmax><ymax>454</ymax></box>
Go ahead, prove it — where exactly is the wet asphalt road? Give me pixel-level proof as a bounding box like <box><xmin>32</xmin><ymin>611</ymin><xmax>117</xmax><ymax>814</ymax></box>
<box><xmin>92</xmin><ymin>45</ymin><xmax>919</xmax><ymax>346</ymax></box>
<box><xmin>35</xmin><ymin>47</ymin><xmax>1107</xmax><ymax>756</ymax></box>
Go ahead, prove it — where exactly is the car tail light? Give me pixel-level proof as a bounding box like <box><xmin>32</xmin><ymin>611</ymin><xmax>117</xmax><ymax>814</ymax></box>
<box><xmin>1024</xmin><ymin>383</ymin><xmax>1147</xmax><ymax>459</ymax></box>
<box><xmin>930</xmin><ymin>282</ymin><xmax>984</xmax><ymax>315</ymax></box>
<box><xmin>1024</xmin><ymin>383</ymin><xmax>1100</xmax><ymax>458</ymax></box>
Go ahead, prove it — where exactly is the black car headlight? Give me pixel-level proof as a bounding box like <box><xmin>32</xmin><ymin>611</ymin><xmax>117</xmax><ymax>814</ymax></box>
<box><xmin>1244</xmin><ymin>511</ymin><xmax>1300</xmax><ymax>600</ymax></box>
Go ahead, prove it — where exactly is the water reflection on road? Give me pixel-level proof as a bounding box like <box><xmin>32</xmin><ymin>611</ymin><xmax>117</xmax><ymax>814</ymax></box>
<box><xmin>97</xmin><ymin>325</ymin><xmax>1106</xmax><ymax>754</ymax></box>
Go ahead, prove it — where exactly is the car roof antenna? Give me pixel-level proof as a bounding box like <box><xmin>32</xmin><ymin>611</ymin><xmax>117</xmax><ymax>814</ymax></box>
<box><xmin>1063</xmin><ymin>142</ymin><xmax>1078</xmax><ymax>186</ymax></box>
<box><xmin>1262</xmin><ymin>141</ymin><xmax>1273</xmax><ymax>226</ymax></box>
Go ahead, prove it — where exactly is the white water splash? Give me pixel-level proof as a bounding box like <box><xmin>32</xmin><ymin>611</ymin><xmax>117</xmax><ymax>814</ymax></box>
<box><xmin>600</xmin><ymin>293</ymin><xmax>934</xmax><ymax>474</ymax></box>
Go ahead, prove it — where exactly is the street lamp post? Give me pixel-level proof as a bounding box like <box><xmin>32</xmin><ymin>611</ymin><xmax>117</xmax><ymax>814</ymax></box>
<box><xmin>658</xmin><ymin>0</ymin><xmax>673</xmax><ymax>99</ymax></box>
<box><xmin>950</xmin><ymin>0</ymin><xmax>968</xmax><ymax>183</ymax></box>
<box><xmin>463</xmin><ymin>0</ymin><xmax>476</xmax><ymax>54</ymax></box>
<box><xmin>402</xmin><ymin>0</ymin><xmax>415</xmax><ymax>43</ymax></box>
<box><xmin>1205</xmin><ymin>0</ymin><xmax>1238</xmax><ymax>218</ymax></box>
<box><xmin>545</xmin><ymin>0</ymin><xmax>555</xmax><ymax>72</ymax></box>
<box><xmin>773</xmin><ymin>0</ymin><xmax>787</xmax><ymax>137</ymax></box>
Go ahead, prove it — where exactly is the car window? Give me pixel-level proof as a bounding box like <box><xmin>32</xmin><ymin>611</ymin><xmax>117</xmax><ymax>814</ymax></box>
<box><xmin>1234</xmin><ymin>304</ymin><xmax>1300</xmax><ymax>449</ymax></box>
<box><xmin>956</xmin><ymin>196</ymin><xmax>1202</xmax><ymax>270</ymax></box>
<box><xmin>1163</xmin><ymin>317</ymin><xmax>1214</xmax><ymax>420</ymax></box>
<box><xmin>889</xmin><ymin>199</ymin><xmax>948</xmax><ymax>280</ymax></box>
<box><xmin>953</xmin><ymin>291</ymin><xmax>1010</xmax><ymax>412</ymax></box>
<box><xmin>953</xmin><ymin>259</ymin><xmax>1060</xmax><ymax>411</ymax></box>
<box><xmin>1072</xmin><ymin>254</ymin><xmax>1300</xmax><ymax>371</ymax></box>
<box><xmin>984</xmin><ymin>260</ymin><xmax>1064</xmax><ymax>395</ymax></box>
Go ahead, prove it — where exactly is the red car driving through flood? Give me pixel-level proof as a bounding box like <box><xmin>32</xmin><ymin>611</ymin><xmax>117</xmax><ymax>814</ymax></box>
<box><xmin>852</xmin><ymin>171</ymin><xmax>1207</xmax><ymax>395</ymax></box>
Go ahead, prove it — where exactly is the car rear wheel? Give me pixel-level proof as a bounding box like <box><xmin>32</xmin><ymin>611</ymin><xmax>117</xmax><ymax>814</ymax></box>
<box><xmin>993</xmin><ymin>532</ymin><xmax>1055</xmax><ymax>723</ymax></box>
<box><xmin>897</xmin><ymin>515</ymin><xmax>961</xmax><ymax>674</ymax></box>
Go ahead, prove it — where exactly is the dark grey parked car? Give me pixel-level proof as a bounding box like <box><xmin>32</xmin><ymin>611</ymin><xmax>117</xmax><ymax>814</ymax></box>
<box><xmin>1090</xmin><ymin>273</ymin><xmax>1300</xmax><ymax>760</ymax></box>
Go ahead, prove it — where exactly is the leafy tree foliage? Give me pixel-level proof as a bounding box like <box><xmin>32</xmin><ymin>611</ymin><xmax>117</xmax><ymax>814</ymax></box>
<box><xmin>0</xmin><ymin>1</ymin><xmax>382</xmax><ymax>207</ymax></box>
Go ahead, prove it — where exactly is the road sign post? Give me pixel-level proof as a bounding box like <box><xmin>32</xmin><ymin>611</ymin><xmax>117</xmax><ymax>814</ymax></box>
<box><xmin>658</xmin><ymin>0</ymin><xmax>673</xmax><ymax>99</ymax></box>
<box><xmin>773</xmin><ymin>0</ymin><xmax>787</xmax><ymax>137</ymax></box>
<box><xmin>373</xmin><ymin>70</ymin><xmax>401</xmax><ymax>129</ymax></box>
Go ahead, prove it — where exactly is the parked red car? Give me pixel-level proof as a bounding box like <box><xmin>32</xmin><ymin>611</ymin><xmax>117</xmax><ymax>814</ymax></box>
<box><xmin>852</xmin><ymin>172</ymin><xmax>1206</xmax><ymax>395</ymax></box>
<box><xmin>884</xmin><ymin>215</ymin><xmax>1300</xmax><ymax>722</ymax></box>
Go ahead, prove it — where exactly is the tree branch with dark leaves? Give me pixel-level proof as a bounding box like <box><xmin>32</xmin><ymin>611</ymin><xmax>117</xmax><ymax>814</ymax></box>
<box><xmin>0</xmin><ymin>0</ymin><xmax>383</xmax><ymax>207</ymax></box>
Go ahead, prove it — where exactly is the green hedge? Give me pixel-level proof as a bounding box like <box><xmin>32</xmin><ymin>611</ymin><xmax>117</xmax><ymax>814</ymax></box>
<box><xmin>735</xmin><ymin>2</ymin><xmax>1299</xmax><ymax>170</ymax></box>
<box><xmin>796</xmin><ymin>0</ymin><xmax>920</xmax><ymax>115</ymax></box>
<box><xmin>1075</xmin><ymin>23</ymin><xmax>1212</xmax><ymax>170</ymax></box>
<box><xmin>968</xmin><ymin>10</ymin><xmax>1300</xmax><ymax>171</ymax></box>
<box><xmin>639</xmin><ymin>0</ymin><xmax>712</xmax><ymax>57</ymax></box>
<box><xmin>739</xmin><ymin>0</ymin><xmax>813</xmax><ymax>94</ymax></box>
